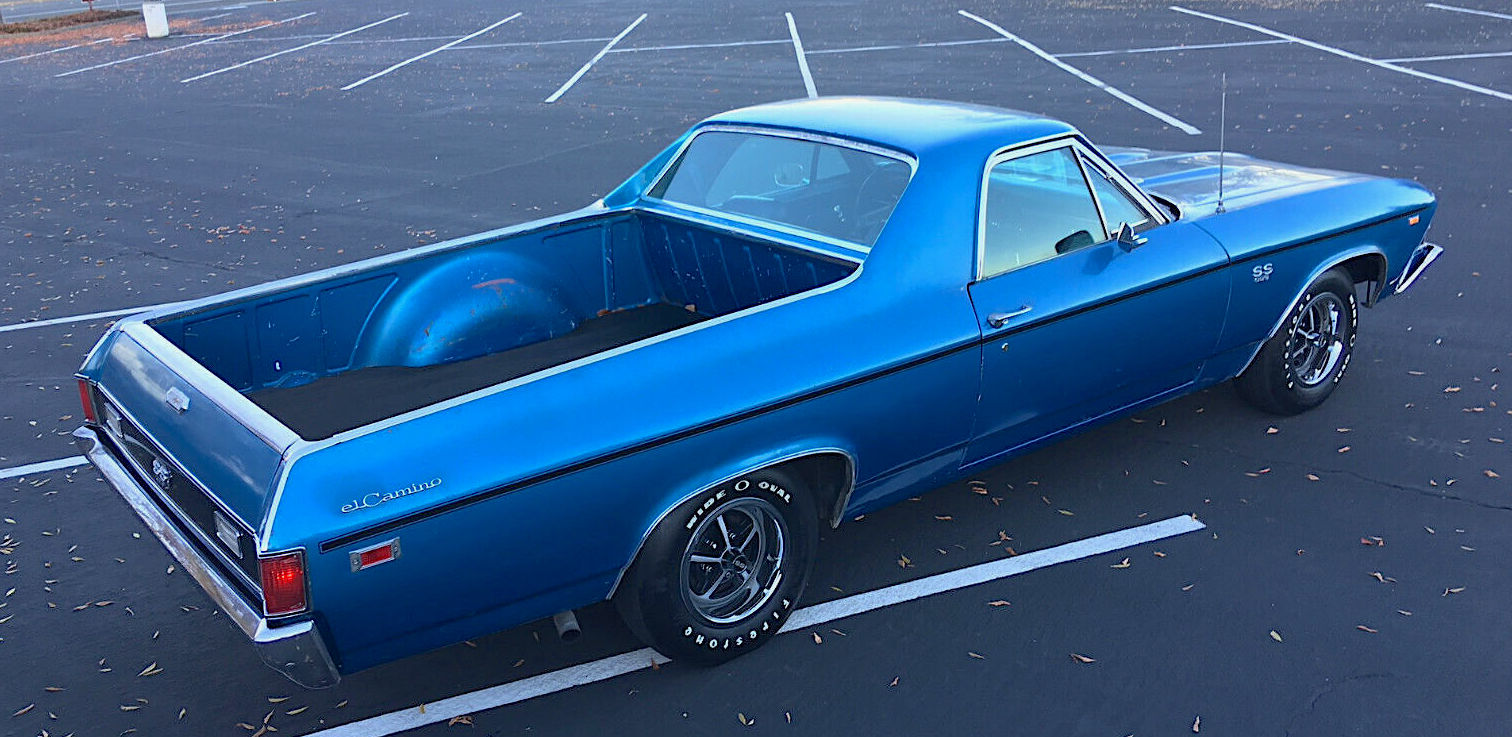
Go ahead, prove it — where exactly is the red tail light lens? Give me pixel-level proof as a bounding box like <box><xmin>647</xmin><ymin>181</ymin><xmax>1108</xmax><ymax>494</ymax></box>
<box><xmin>78</xmin><ymin>379</ymin><xmax>97</xmax><ymax>423</ymax></box>
<box><xmin>259</xmin><ymin>551</ymin><xmax>307</xmax><ymax>616</ymax></box>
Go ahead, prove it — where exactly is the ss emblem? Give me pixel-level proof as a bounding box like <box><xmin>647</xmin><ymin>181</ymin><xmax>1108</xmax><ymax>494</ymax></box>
<box><xmin>1252</xmin><ymin>263</ymin><xmax>1275</xmax><ymax>283</ymax></box>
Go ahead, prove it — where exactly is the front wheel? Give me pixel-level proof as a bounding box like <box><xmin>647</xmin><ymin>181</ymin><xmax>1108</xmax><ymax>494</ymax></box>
<box><xmin>614</xmin><ymin>468</ymin><xmax>817</xmax><ymax>664</ymax></box>
<box><xmin>1236</xmin><ymin>268</ymin><xmax>1357</xmax><ymax>415</ymax></box>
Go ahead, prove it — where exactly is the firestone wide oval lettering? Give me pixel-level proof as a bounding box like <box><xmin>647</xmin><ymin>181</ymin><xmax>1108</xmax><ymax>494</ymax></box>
<box><xmin>341</xmin><ymin>478</ymin><xmax>442</xmax><ymax>514</ymax></box>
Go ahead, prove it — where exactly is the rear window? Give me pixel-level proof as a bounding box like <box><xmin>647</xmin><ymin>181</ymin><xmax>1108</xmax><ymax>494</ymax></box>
<box><xmin>647</xmin><ymin>130</ymin><xmax>911</xmax><ymax>247</ymax></box>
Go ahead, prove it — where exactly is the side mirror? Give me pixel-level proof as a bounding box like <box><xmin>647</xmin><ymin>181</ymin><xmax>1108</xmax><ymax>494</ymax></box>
<box><xmin>1114</xmin><ymin>222</ymin><xmax>1148</xmax><ymax>252</ymax></box>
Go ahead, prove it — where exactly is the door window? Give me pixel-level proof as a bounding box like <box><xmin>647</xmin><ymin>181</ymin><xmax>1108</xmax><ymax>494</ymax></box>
<box><xmin>981</xmin><ymin>147</ymin><xmax>1107</xmax><ymax>278</ymax></box>
<box><xmin>1081</xmin><ymin>156</ymin><xmax>1153</xmax><ymax>232</ymax></box>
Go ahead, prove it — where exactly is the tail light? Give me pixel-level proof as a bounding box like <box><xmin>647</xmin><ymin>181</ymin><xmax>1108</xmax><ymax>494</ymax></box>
<box><xmin>259</xmin><ymin>551</ymin><xmax>308</xmax><ymax>616</ymax></box>
<box><xmin>77</xmin><ymin>379</ymin><xmax>97</xmax><ymax>423</ymax></box>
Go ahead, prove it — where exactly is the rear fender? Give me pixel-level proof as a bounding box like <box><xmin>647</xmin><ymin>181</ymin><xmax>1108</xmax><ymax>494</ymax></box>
<box><xmin>606</xmin><ymin>444</ymin><xmax>856</xmax><ymax>599</ymax></box>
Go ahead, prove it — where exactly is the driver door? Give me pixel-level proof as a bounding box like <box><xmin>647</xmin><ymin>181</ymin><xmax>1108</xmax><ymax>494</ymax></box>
<box><xmin>962</xmin><ymin>140</ymin><xmax>1230</xmax><ymax>467</ymax></box>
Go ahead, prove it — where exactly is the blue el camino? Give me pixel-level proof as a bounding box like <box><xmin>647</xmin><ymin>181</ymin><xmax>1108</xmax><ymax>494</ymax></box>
<box><xmin>72</xmin><ymin>97</ymin><xmax>1442</xmax><ymax>687</ymax></box>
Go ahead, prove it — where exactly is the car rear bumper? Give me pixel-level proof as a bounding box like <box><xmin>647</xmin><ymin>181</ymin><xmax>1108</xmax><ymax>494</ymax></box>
<box><xmin>1393</xmin><ymin>242</ymin><xmax>1443</xmax><ymax>294</ymax></box>
<box><xmin>73</xmin><ymin>426</ymin><xmax>340</xmax><ymax>688</ymax></box>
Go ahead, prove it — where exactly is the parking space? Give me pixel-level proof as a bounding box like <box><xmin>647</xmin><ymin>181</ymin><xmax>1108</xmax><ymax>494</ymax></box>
<box><xmin>3</xmin><ymin>0</ymin><xmax>1509</xmax><ymax>734</ymax></box>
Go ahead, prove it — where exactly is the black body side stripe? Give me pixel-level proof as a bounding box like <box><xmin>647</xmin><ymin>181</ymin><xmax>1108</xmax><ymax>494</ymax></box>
<box><xmin>318</xmin><ymin>207</ymin><xmax>1419</xmax><ymax>552</ymax></box>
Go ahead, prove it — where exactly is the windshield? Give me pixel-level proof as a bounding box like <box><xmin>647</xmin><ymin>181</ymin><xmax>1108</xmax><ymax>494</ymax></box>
<box><xmin>647</xmin><ymin>130</ymin><xmax>911</xmax><ymax>248</ymax></box>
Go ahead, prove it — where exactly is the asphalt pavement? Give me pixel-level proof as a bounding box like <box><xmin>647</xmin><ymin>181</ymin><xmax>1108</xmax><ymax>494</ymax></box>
<box><xmin>1</xmin><ymin>0</ymin><xmax>1508</xmax><ymax>735</ymax></box>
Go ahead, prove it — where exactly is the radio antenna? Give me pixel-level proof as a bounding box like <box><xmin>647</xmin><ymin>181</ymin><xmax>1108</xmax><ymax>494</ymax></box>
<box><xmin>1216</xmin><ymin>72</ymin><xmax>1228</xmax><ymax>214</ymax></box>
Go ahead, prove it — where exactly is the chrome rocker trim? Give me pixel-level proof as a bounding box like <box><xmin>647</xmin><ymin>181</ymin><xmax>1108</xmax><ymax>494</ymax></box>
<box><xmin>1393</xmin><ymin>242</ymin><xmax>1443</xmax><ymax>294</ymax></box>
<box><xmin>72</xmin><ymin>426</ymin><xmax>340</xmax><ymax>689</ymax></box>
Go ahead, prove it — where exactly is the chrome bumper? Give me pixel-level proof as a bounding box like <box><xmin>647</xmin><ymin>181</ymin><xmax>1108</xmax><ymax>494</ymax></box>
<box><xmin>72</xmin><ymin>426</ymin><xmax>340</xmax><ymax>688</ymax></box>
<box><xmin>1393</xmin><ymin>242</ymin><xmax>1443</xmax><ymax>295</ymax></box>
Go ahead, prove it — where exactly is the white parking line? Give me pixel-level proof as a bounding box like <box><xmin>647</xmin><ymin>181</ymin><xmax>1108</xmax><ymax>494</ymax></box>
<box><xmin>808</xmin><ymin>37</ymin><xmax>1006</xmax><ymax>55</ymax></box>
<box><xmin>1056</xmin><ymin>38</ymin><xmax>1290</xmax><ymax>58</ymax></box>
<box><xmin>341</xmin><ymin>12</ymin><xmax>522</xmax><ymax>90</ymax></box>
<box><xmin>610</xmin><ymin>38</ymin><xmax>789</xmax><ymax>53</ymax></box>
<box><xmin>0</xmin><ymin>37</ymin><xmax>113</xmax><ymax>66</ymax></box>
<box><xmin>1170</xmin><ymin>6</ymin><xmax>1512</xmax><ymax>103</ymax></box>
<box><xmin>1426</xmin><ymin>2</ymin><xmax>1512</xmax><ymax>22</ymax></box>
<box><xmin>196</xmin><ymin>11</ymin><xmax>236</xmax><ymax>21</ymax></box>
<box><xmin>56</xmin><ymin>13</ymin><xmax>315</xmax><ymax>78</ymax></box>
<box><xmin>785</xmin><ymin>12</ymin><xmax>817</xmax><ymax>97</ymax></box>
<box><xmin>180</xmin><ymin>12</ymin><xmax>409</xmax><ymax>83</ymax></box>
<box><xmin>959</xmin><ymin>10</ymin><xmax>1203</xmax><ymax>135</ymax></box>
<box><xmin>1</xmin><ymin>456</ymin><xmax>87</xmax><ymax>481</ymax></box>
<box><xmin>1382</xmin><ymin>49</ymin><xmax>1512</xmax><ymax>63</ymax></box>
<box><xmin>0</xmin><ymin>305</ymin><xmax>163</xmax><ymax>334</ymax></box>
<box><xmin>302</xmin><ymin>514</ymin><xmax>1205</xmax><ymax>737</ymax></box>
<box><xmin>544</xmin><ymin>13</ymin><xmax>647</xmax><ymax>103</ymax></box>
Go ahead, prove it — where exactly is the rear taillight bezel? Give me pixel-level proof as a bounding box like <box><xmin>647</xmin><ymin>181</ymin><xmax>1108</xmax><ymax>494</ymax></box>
<box><xmin>77</xmin><ymin>377</ymin><xmax>97</xmax><ymax>424</ymax></box>
<box><xmin>258</xmin><ymin>549</ymin><xmax>309</xmax><ymax>617</ymax></box>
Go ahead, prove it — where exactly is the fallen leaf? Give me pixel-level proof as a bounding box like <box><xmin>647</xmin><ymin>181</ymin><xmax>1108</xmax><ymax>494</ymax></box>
<box><xmin>737</xmin><ymin>713</ymin><xmax>752</xmax><ymax>726</ymax></box>
<box><xmin>1058</xmin><ymin>509</ymin><xmax>1074</xmax><ymax>516</ymax></box>
<box><xmin>1444</xmin><ymin>586</ymin><xmax>1466</xmax><ymax>596</ymax></box>
<box><xmin>1193</xmin><ymin>715</ymin><xmax>1201</xmax><ymax>732</ymax></box>
<box><xmin>888</xmin><ymin>676</ymin><xmax>899</xmax><ymax>687</ymax></box>
<box><xmin>1357</xmin><ymin>625</ymin><xmax>1378</xmax><ymax>633</ymax></box>
<box><xmin>1269</xmin><ymin>630</ymin><xmax>1283</xmax><ymax>643</ymax></box>
<box><xmin>812</xmin><ymin>632</ymin><xmax>822</xmax><ymax>645</ymax></box>
<box><xmin>13</xmin><ymin>704</ymin><xmax>34</xmax><ymax>717</ymax></box>
<box><xmin>1338</xmin><ymin>446</ymin><xmax>1351</xmax><ymax>453</ymax></box>
<box><xmin>1266</xmin><ymin>426</ymin><xmax>1279</xmax><ymax>434</ymax></box>
<box><xmin>1070</xmin><ymin>653</ymin><xmax>1095</xmax><ymax>663</ymax></box>
<box><xmin>447</xmin><ymin>715</ymin><xmax>474</xmax><ymax>726</ymax></box>
<box><xmin>1153</xmin><ymin>551</ymin><xmax>1167</xmax><ymax>558</ymax></box>
<box><xmin>967</xmin><ymin>651</ymin><xmax>985</xmax><ymax>659</ymax></box>
<box><xmin>1111</xmin><ymin>558</ymin><xmax>1131</xmax><ymax>569</ymax></box>
<box><xmin>1486</xmin><ymin>470</ymin><xmax>1501</xmax><ymax>479</ymax></box>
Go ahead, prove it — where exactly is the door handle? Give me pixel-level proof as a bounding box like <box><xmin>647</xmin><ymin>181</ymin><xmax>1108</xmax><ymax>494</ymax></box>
<box><xmin>986</xmin><ymin>305</ymin><xmax>1032</xmax><ymax>329</ymax></box>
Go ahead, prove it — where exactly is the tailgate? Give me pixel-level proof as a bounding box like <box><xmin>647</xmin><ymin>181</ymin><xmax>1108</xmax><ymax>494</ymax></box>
<box><xmin>82</xmin><ymin>321</ymin><xmax>297</xmax><ymax>590</ymax></box>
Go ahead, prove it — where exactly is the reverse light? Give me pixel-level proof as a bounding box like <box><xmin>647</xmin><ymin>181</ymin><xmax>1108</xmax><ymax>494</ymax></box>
<box><xmin>259</xmin><ymin>551</ymin><xmax>308</xmax><ymax>616</ymax></box>
<box><xmin>77</xmin><ymin>379</ymin><xmax>97</xmax><ymax>423</ymax></box>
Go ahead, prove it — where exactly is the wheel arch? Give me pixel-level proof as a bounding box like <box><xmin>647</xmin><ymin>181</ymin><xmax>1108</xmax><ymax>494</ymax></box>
<box><xmin>1235</xmin><ymin>246</ymin><xmax>1383</xmax><ymax>378</ymax></box>
<box><xmin>605</xmin><ymin>447</ymin><xmax>856</xmax><ymax>600</ymax></box>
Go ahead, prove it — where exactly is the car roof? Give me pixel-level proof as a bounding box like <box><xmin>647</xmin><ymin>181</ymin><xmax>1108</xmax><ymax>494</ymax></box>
<box><xmin>703</xmin><ymin>96</ymin><xmax>1078</xmax><ymax>159</ymax></box>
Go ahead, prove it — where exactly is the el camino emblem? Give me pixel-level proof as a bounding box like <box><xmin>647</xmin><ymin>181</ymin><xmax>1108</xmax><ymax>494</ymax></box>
<box><xmin>342</xmin><ymin>478</ymin><xmax>441</xmax><ymax>514</ymax></box>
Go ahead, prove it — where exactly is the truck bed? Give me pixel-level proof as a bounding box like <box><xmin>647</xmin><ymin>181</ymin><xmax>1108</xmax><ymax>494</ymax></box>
<box><xmin>248</xmin><ymin>303</ymin><xmax>704</xmax><ymax>438</ymax></box>
<box><xmin>147</xmin><ymin>210</ymin><xmax>855</xmax><ymax>440</ymax></box>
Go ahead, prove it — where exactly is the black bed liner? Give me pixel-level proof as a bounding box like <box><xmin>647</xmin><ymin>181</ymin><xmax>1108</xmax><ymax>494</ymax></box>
<box><xmin>249</xmin><ymin>303</ymin><xmax>706</xmax><ymax>440</ymax></box>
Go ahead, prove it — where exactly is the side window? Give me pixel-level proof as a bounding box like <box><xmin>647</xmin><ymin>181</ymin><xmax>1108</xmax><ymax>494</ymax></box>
<box><xmin>1081</xmin><ymin>156</ymin><xmax>1153</xmax><ymax>232</ymax></box>
<box><xmin>981</xmin><ymin>148</ymin><xmax>1107</xmax><ymax>277</ymax></box>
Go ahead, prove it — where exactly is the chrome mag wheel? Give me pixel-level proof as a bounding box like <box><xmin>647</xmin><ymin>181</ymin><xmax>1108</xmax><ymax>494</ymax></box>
<box><xmin>680</xmin><ymin>497</ymin><xmax>787</xmax><ymax>625</ymax></box>
<box><xmin>1287</xmin><ymin>292</ymin><xmax>1347</xmax><ymax>387</ymax></box>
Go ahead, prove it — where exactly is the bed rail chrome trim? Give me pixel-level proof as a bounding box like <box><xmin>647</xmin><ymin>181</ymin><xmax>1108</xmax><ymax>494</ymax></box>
<box><xmin>73</xmin><ymin>426</ymin><xmax>339</xmax><ymax>688</ymax></box>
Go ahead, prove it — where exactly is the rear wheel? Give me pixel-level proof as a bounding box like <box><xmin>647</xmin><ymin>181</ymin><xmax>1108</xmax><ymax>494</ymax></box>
<box><xmin>614</xmin><ymin>468</ymin><xmax>817</xmax><ymax>664</ymax></box>
<box><xmin>1236</xmin><ymin>268</ymin><xmax>1357</xmax><ymax>415</ymax></box>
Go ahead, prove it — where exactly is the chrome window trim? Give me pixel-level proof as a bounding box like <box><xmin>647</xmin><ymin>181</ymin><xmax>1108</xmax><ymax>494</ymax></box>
<box><xmin>1075</xmin><ymin>139</ymin><xmax>1172</xmax><ymax>226</ymax></box>
<box><xmin>975</xmin><ymin>137</ymin><xmax>1100</xmax><ymax>281</ymax></box>
<box><xmin>1077</xmin><ymin>150</ymin><xmax>1156</xmax><ymax>233</ymax></box>
<box><xmin>974</xmin><ymin>135</ymin><xmax>1171</xmax><ymax>281</ymax></box>
<box><xmin>640</xmin><ymin>123</ymin><xmax>918</xmax><ymax>253</ymax></box>
<box><xmin>1071</xmin><ymin>150</ymin><xmax>1113</xmax><ymax>242</ymax></box>
<box><xmin>93</xmin><ymin>384</ymin><xmax>263</xmax><ymax>593</ymax></box>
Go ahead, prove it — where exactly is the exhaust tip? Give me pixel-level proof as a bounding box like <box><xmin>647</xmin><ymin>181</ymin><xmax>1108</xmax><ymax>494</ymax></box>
<box><xmin>552</xmin><ymin>610</ymin><xmax>581</xmax><ymax>643</ymax></box>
